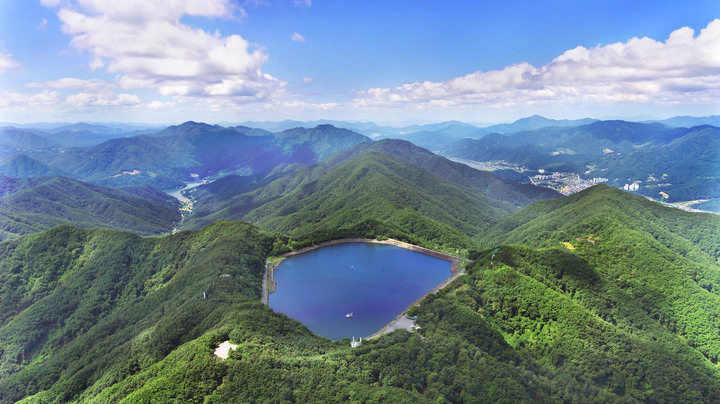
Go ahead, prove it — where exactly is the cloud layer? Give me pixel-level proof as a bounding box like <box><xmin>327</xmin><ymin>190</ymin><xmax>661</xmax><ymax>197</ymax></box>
<box><xmin>354</xmin><ymin>19</ymin><xmax>720</xmax><ymax>110</ymax></box>
<box><xmin>45</xmin><ymin>0</ymin><xmax>284</xmax><ymax>100</ymax></box>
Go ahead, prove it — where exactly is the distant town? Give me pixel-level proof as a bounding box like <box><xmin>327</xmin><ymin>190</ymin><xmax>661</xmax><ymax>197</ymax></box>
<box><xmin>449</xmin><ymin>157</ymin><xmax>608</xmax><ymax>195</ymax></box>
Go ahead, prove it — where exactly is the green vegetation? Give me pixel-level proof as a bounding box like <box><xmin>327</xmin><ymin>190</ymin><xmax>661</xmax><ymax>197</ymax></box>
<box><xmin>442</xmin><ymin>122</ymin><xmax>720</xmax><ymax>202</ymax></box>
<box><xmin>0</xmin><ymin>221</ymin><xmax>275</xmax><ymax>403</ymax></box>
<box><xmin>0</xmin><ymin>175</ymin><xmax>180</xmax><ymax>240</ymax></box>
<box><xmin>184</xmin><ymin>139</ymin><xmax>559</xmax><ymax>253</ymax></box>
<box><xmin>1</xmin><ymin>119</ymin><xmax>719</xmax><ymax>402</ymax></box>
<box><xmin>0</xmin><ymin>154</ymin><xmax>65</xmax><ymax>178</ymax></box>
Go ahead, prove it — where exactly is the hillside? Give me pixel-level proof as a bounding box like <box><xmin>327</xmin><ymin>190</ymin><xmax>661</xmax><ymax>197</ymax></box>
<box><xmin>604</xmin><ymin>125</ymin><xmax>720</xmax><ymax>202</ymax></box>
<box><xmin>0</xmin><ymin>221</ymin><xmax>572</xmax><ymax>403</ymax></box>
<box><xmin>183</xmin><ymin>139</ymin><xmax>560</xmax><ymax>252</ymax></box>
<box><xmin>1</xmin><ymin>185</ymin><xmax>718</xmax><ymax>402</ymax></box>
<box><xmin>471</xmin><ymin>185</ymin><xmax>720</xmax><ymax>400</ymax></box>
<box><xmin>0</xmin><ymin>127</ymin><xmax>59</xmax><ymax>156</ymax></box>
<box><xmin>0</xmin><ymin>154</ymin><xmax>66</xmax><ymax>178</ymax></box>
<box><xmin>0</xmin><ymin>175</ymin><xmax>180</xmax><ymax>240</ymax></box>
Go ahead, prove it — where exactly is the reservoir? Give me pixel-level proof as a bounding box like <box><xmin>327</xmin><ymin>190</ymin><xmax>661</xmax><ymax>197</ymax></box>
<box><xmin>269</xmin><ymin>242</ymin><xmax>452</xmax><ymax>341</ymax></box>
<box><xmin>163</xmin><ymin>181</ymin><xmax>205</xmax><ymax>202</ymax></box>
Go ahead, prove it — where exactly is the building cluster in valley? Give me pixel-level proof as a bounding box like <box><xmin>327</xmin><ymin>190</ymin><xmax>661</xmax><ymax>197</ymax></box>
<box><xmin>530</xmin><ymin>172</ymin><xmax>609</xmax><ymax>195</ymax></box>
<box><xmin>623</xmin><ymin>182</ymin><xmax>641</xmax><ymax>191</ymax></box>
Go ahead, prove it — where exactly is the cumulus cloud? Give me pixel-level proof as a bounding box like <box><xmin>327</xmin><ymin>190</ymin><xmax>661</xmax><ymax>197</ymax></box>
<box><xmin>354</xmin><ymin>19</ymin><xmax>720</xmax><ymax>109</ymax></box>
<box><xmin>44</xmin><ymin>0</ymin><xmax>285</xmax><ymax>101</ymax></box>
<box><xmin>0</xmin><ymin>90</ymin><xmax>61</xmax><ymax>109</ymax></box>
<box><xmin>291</xmin><ymin>32</ymin><xmax>306</xmax><ymax>43</ymax></box>
<box><xmin>0</xmin><ymin>53</ymin><xmax>21</xmax><ymax>74</ymax></box>
<box><xmin>65</xmin><ymin>92</ymin><xmax>141</xmax><ymax>107</ymax></box>
<box><xmin>147</xmin><ymin>100</ymin><xmax>176</xmax><ymax>109</ymax></box>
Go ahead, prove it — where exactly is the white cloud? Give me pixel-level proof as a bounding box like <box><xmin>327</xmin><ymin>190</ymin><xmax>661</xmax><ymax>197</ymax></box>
<box><xmin>0</xmin><ymin>53</ymin><xmax>21</xmax><ymax>74</ymax></box>
<box><xmin>45</xmin><ymin>0</ymin><xmax>285</xmax><ymax>101</ymax></box>
<box><xmin>147</xmin><ymin>100</ymin><xmax>176</xmax><ymax>109</ymax></box>
<box><xmin>0</xmin><ymin>90</ymin><xmax>61</xmax><ymax>108</ymax></box>
<box><xmin>354</xmin><ymin>19</ymin><xmax>720</xmax><ymax>110</ymax></box>
<box><xmin>65</xmin><ymin>92</ymin><xmax>141</xmax><ymax>107</ymax></box>
<box><xmin>39</xmin><ymin>78</ymin><xmax>114</xmax><ymax>91</ymax></box>
<box><xmin>40</xmin><ymin>0</ymin><xmax>62</xmax><ymax>7</ymax></box>
<box><xmin>301</xmin><ymin>76</ymin><xmax>313</xmax><ymax>84</ymax></box>
<box><xmin>293</xmin><ymin>0</ymin><xmax>311</xmax><ymax>7</ymax></box>
<box><xmin>291</xmin><ymin>32</ymin><xmax>306</xmax><ymax>43</ymax></box>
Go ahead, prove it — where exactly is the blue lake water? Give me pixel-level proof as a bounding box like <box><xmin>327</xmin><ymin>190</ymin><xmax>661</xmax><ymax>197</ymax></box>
<box><xmin>269</xmin><ymin>242</ymin><xmax>452</xmax><ymax>341</ymax></box>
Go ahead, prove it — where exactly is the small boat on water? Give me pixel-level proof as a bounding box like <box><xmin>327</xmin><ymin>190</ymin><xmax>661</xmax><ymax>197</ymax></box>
<box><xmin>345</xmin><ymin>312</ymin><xmax>354</xmax><ymax>318</ymax></box>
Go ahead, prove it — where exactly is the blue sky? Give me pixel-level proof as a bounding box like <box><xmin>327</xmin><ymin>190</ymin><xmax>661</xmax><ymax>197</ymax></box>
<box><xmin>0</xmin><ymin>0</ymin><xmax>719</xmax><ymax>124</ymax></box>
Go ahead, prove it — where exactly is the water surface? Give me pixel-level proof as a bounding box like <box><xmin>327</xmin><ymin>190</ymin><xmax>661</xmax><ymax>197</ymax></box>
<box><xmin>269</xmin><ymin>243</ymin><xmax>452</xmax><ymax>341</ymax></box>
<box><xmin>163</xmin><ymin>181</ymin><xmax>204</xmax><ymax>202</ymax></box>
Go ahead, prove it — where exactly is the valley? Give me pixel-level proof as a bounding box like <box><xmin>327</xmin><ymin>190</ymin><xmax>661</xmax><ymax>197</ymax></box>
<box><xmin>0</xmin><ymin>116</ymin><xmax>718</xmax><ymax>403</ymax></box>
<box><xmin>4</xmin><ymin>3</ymin><xmax>719</xmax><ymax>401</ymax></box>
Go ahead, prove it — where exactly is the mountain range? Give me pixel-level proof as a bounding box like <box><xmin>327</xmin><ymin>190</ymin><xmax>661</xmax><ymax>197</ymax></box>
<box><xmin>0</xmin><ymin>116</ymin><xmax>718</xmax><ymax>402</ymax></box>
<box><xmin>4</xmin><ymin>122</ymin><xmax>370</xmax><ymax>189</ymax></box>
<box><xmin>0</xmin><ymin>183</ymin><xmax>718</xmax><ymax>402</ymax></box>
<box><xmin>182</xmin><ymin>139</ymin><xmax>559</xmax><ymax>251</ymax></box>
<box><xmin>441</xmin><ymin>121</ymin><xmax>720</xmax><ymax>205</ymax></box>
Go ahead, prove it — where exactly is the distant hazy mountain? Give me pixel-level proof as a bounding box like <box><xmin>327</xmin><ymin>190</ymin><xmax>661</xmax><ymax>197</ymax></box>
<box><xmin>649</xmin><ymin>115</ymin><xmax>720</xmax><ymax>128</ymax></box>
<box><xmin>0</xmin><ymin>154</ymin><xmax>66</xmax><ymax>178</ymax></box>
<box><xmin>0</xmin><ymin>127</ymin><xmax>59</xmax><ymax>156</ymax></box>
<box><xmin>46</xmin><ymin>122</ymin><xmax>139</xmax><ymax>135</ymax></box>
<box><xmin>34</xmin><ymin>122</ymin><xmax>371</xmax><ymax>188</ymax></box>
<box><xmin>245</xmin><ymin>116</ymin><xmax>594</xmax><ymax>150</ymax></box>
<box><xmin>0</xmin><ymin>175</ymin><xmax>180</xmax><ymax>240</ymax></box>
<box><xmin>475</xmin><ymin>115</ymin><xmax>597</xmax><ymax>135</ymax></box>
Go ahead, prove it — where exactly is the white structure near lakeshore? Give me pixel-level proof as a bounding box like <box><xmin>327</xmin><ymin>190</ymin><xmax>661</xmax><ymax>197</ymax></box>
<box><xmin>350</xmin><ymin>336</ymin><xmax>362</xmax><ymax>348</ymax></box>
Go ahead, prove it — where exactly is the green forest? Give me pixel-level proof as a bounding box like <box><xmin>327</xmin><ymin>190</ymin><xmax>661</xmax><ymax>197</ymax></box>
<box><xmin>1</xmin><ymin>182</ymin><xmax>719</xmax><ymax>402</ymax></box>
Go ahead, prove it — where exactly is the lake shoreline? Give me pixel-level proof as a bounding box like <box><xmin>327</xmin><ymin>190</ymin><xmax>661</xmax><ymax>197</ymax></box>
<box><xmin>261</xmin><ymin>238</ymin><xmax>470</xmax><ymax>323</ymax></box>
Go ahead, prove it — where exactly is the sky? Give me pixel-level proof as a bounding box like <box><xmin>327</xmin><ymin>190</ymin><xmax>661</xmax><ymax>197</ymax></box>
<box><xmin>0</xmin><ymin>0</ymin><xmax>719</xmax><ymax>125</ymax></box>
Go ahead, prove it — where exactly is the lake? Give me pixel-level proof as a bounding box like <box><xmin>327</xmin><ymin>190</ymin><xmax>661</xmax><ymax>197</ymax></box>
<box><xmin>163</xmin><ymin>181</ymin><xmax>205</xmax><ymax>202</ymax></box>
<box><xmin>269</xmin><ymin>242</ymin><xmax>452</xmax><ymax>341</ymax></box>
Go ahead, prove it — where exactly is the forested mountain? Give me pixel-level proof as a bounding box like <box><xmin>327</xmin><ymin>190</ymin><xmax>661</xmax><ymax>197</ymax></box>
<box><xmin>182</xmin><ymin>139</ymin><xmax>560</xmax><ymax>251</ymax></box>
<box><xmin>473</xmin><ymin>115</ymin><xmax>597</xmax><ymax>135</ymax></box>
<box><xmin>0</xmin><ymin>117</ymin><xmax>718</xmax><ymax>402</ymax></box>
<box><xmin>32</xmin><ymin>122</ymin><xmax>371</xmax><ymax>188</ymax></box>
<box><xmin>0</xmin><ymin>127</ymin><xmax>60</xmax><ymax>156</ymax></box>
<box><xmin>444</xmin><ymin>120</ymin><xmax>685</xmax><ymax>164</ymax></box>
<box><xmin>0</xmin><ymin>175</ymin><xmax>180</xmax><ymax>240</ymax></box>
<box><xmin>0</xmin><ymin>154</ymin><xmax>66</xmax><ymax>178</ymax></box>
<box><xmin>1</xmin><ymin>184</ymin><xmax>718</xmax><ymax>402</ymax></box>
<box><xmin>603</xmin><ymin>125</ymin><xmax>720</xmax><ymax>202</ymax></box>
<box><xmin>442</xmin><ymin>121</ymin><xmax>720</xmax><ymax>203</ymax></box>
